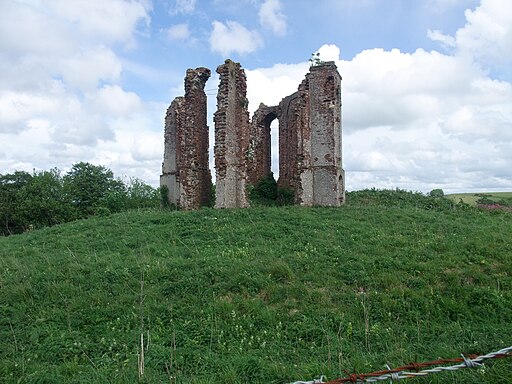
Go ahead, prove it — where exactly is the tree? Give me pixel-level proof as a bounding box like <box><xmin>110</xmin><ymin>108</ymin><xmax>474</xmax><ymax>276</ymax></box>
<box><xmin>63</xmin><ymin>162</ymin><xmax>125</xmax><ymax>217</ymax></box>
<box><xmin>429</xmin><ymin>189</ymin><xmax>445</xmax><ymax>198</ymax></box>
<box><xmin>16</xmin><ymin>169</ymin><xmax>75</xmax><ymax>229</ymax></box>
<box><xmin>0</xmin><ymin>171</ymin><xmax>32</xmax><ymax>235</ymax></box>
<box><xmin>125</xmin><ymin>178</ymin><xmax>160</xmax><ymax>209</ymax></box>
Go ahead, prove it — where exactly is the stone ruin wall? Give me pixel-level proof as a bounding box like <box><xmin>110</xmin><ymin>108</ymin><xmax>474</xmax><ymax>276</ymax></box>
<box><xmin>160</xmin><ymin>67</ymin><xmax>211</xmax><ymax>209</ymax></box>
<box><xmin>214</xmin><ymin>60</ymin><xmax>251</xmax><ymax>209</ymax></box>
<box><xmin>247</xmin><ymin>104</ymin><xmax>278</xmax><ymax>185</ymax></box>
<box><xmin>277</xmin><ymin>78</ymin><xmax>311</xmax><ymax>204</ymax></box>
<box><xmin>160</xmin><ymin>60</ymin><xmax>344</xmax><ymax>209</ymax></box>
<box><xmin>308</xmin><ymin>63</ymin><xmax>345</xmax><ymax>206</ymax></box>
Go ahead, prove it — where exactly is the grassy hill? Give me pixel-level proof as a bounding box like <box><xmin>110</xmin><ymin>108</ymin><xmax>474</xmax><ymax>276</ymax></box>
<box><xmin>1</xmin><ymin>190</ymin><xmax>511</xmax><ymax>383</ymax></box>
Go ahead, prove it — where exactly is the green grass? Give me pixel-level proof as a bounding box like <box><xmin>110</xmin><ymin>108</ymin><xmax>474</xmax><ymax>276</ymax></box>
<box><xmin>1</xmin><ymin>191</ymin><xmax>511</xmax><ymax>383</ymax></box>
<box><xmin>447</xmin><ymin>192</ymin><xmax>512</xmax><ymax>206</ymax></box>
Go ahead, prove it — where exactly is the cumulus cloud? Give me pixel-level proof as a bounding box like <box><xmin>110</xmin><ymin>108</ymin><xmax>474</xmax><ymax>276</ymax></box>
<box><xmin>317</xmin><ymin>44</ymin><xmax>341</xmax><ymax>62</ymax></box>
<box><xmin>0</xmin><ymin>0</ymin><xmax>151</xmax><ymax>54</ymax></box>
<box><xmin>86</xmin><ymin>85</ymin><xmax>142</xmax><ymax>117</ymax></box>
<box><xmin>0</xmin><ymin>91</ymin><xmax>60</xmax><ymax>133</ymax></box>
<box><xmin>259</xmin><ymin>0</ymin><xmax>287</xmax><ymax>36</ymax></box>
<box><xmin>46</xmin><ymin>0</ymin><xmax>151</xmax><ymax>44</ymax></box>
<box><xmin>58</xmin><ymin>47</ymin><xmax>123</xmax><ymax>92</ymax></box>
<box><xmin>0</xmin><ymin>0</ymin><xmax>158</xmax><ymax>182</ymax></box>
<box><xmin>429</xmin><ymin>0</ymin><xmax>512</xmax><ymax>74</ymax></box>
<box><xmin>166</xmin><ymin>23</ymin><xmax>191</xmax><ymax>42</ymax></box>
<box><xmin>245</xmin><ymin>63</ymin><xmax>310</xmax><ymax>112</ymax></box>
<box><xmin>340</xmin><ymin>43</ymin><xmax>511</xmax><ymax>192</ymax></box>
<box><xmin>210</xmin><ymin>20</ymin><xmax>263</xmax><ymax>56</ymax></box>
<box><xmin>456</xmin><ymin>0</ymin><xmax>512</xmax><ymax>67</ymax></box>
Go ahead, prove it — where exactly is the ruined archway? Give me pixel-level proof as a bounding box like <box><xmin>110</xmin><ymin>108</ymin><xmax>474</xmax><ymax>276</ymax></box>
<box><xmin>247</xmin><ymin>104</ymin><xmax>279</xmax><ymax>185</ymax></box>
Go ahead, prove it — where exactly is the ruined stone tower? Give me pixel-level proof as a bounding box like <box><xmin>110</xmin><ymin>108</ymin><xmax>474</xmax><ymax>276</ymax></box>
<box><xmin>248</xmin><ymin>61</ymin><xmax>345</xmax><ymax>206</ymax></box>
<box><xmin>160</xmin><ymin>67</ymin><xmax>211</xmax><ymax>209</ymax></box>
<box><xmin>214</xmin><ymin>60</ymin><xmax>251</xmax><ymax>208</ymax></box>
<box><xmin>308</xmin><ymin>62</ymin><xmax>344</xmax><ymax>205</ymax></box>
<box><xmin>160</xmin><ymin>60</ymin><xmax>344</xmax><ymax>210</ymax></box>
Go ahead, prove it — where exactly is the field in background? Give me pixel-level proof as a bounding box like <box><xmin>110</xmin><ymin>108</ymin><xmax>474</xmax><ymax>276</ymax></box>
<box><xmin>447</xmin><ymin>192</ymin><xmax>512</xmax><ymax>206</ymax></box>
<box><xmin>0</xmin><ymin>190</ymin><xmax>511</xmax><ymax>383</ymax></box>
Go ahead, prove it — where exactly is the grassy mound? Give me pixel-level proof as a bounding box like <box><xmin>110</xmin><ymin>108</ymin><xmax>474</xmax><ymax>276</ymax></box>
<box><xmin>1</xmin><ymin>190</ymin><xmax>511</xmax><ymax>383</ymax></box>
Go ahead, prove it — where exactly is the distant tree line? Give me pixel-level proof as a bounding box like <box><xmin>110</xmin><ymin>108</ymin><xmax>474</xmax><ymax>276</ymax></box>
<box><xmin>0</xmin><ymin>162</ymin><xmax>160</xmax><ymax>236</ymax></box>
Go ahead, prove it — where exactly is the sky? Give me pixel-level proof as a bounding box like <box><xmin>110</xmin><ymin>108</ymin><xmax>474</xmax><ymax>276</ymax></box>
<box><xmin>1</xmin><ymin>0</ymin><xmax>511</xmax><ymax>193</ymax></box>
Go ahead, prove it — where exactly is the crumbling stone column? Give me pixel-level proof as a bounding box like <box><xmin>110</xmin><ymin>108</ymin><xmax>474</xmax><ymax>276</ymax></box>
<box><xmin>308</xmin><ymin>62</ymin><xmax>345</xmax><ymax>206</ymax></box>
<box><xmin>214</xmin><ymin>60</ymin><xmax>251</xmax><ymax>208</ymax></box>
<box><xmin>160</xmin><ymin>67</ymin><xmax>212</xmax><ymax>209</ymax></box>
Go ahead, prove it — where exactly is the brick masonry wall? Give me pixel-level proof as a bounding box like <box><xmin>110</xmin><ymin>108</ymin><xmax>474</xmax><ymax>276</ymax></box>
<box><xmin>275</xmin><ymin>62</ymin><xmax>344</xmax><ymax>206</ymax></box>
<box><xmin>214</xmin><ymin>60</ymin><xmax>250</xmax><ymax>208</ymax></box>
<box><xmin>277</xmin><ymin>78</ymin><xmax>312</xmax><ymax>204</ymax></box>
<box><xmin>308</xmin><ymin>62</ymin><xmax>345</xmax><ymax>206</ymax></box>
<box><xmin>160</xmin><ymin>67</ymin><xmax>211</xmax><ymax>209</ymax></box>
<box><xmin>248</xmin><ymin>103</ymin><xmax>278</xmax><ymax>185</ymax></box>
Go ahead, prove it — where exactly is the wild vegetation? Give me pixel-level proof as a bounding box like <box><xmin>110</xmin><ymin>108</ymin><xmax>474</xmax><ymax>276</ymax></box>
<box><xmin>0</xmin><ymin>189</ymin><xmax>510</xmax><ymax>383</ymax></box>
<box><xmin>248</xmin><ymin>173</ymin><xmax>294</xmax><ymax>206</ymax></box>
<box><xmin>0</xmin><ymin>163</ymin><xmax>160</xmax><ymax>236</ymax></box>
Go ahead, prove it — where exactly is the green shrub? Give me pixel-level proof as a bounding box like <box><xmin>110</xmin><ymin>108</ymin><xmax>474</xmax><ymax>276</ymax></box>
<box><xmin>159</xmin><ymin>185</ymin><xmax>170</xmax><ymax>208</ymax></box>
<box><xmin>276</xmin><ymin>187</ymin><xmax>294</xmax><ymax>206</ymax></box>
<box><xmin>249</xmin><ymin>173</ymin><xmax>278</xmax><ymax>206</ymax></box>
<box><xmin>429</xmin><ymin>188</ymin><xmax>444</xmax><ymax>197</ymax></box>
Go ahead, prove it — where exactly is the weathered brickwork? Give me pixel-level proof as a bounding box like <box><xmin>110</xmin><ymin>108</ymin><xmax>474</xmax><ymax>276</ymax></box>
<box><xmin>270</xmin><ymin>62</ymin><xmax>344</xmax><ymax>206</ymax></box>
<box><xmin>160</xmin><ymin>60</ymin><xmax>344</xmax><ymax>209</ymax></box>
<box><xmin>308</xmin><ymin>62</ymin><xmax>345</xmax><ymax>205</ymax></box>
<box><xmin>277</xmin><ymin>78</ymin><xmax>312</xmax><ymax>204</ymax></box>
<box><xmin>214</xmin><ymin>60</ymin><xmax>251</xmax><ymax>208</ymax></box>
<box><xmin>160</xmin><ymin>67</ymin><xmax>211</xmax><ymax>209</ymax></box>
<box><xmin>247</xmin><ymin>103</ymin><xmax>278</xmax><ymax>185</ymax></box>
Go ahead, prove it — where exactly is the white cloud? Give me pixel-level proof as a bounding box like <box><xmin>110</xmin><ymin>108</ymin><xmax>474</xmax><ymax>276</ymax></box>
<box><xmin>45</xmin><ymin>0</ymin><xmax>151</xmax><ymax>45</ymax></box>
<box><xmin>171</xmin><ymin>0</ymin><xmax>196</xmax><ymax>14</ymax></box>
<box><xmin>210</xmin><ymin>20</ymin><xmax>263</xmax><ymax>56</ymax></box>
<box><xmin>245</xmin><ymin>62</ymin><xmax>309</xmax><ymax>112</ymax></box>
<box><xmin>317</xmin><ymin>44</ymin><xmax>341</xmax><ymax>62</ymax></box>
<box><xmin>0</xmin><ymin>0</ymin><xmax>155</xmax><ymax>181</ymax></box>
<box><xmin>166</xmin><ymin>23</ymin><xmax>191</xmax><ymax>42</ymax></box>
<box><xmin>0</xmin><ymin>1</ymin><xmax>72</xmax><ymax>57</ymax></box>
<box><xmin>341</xmin><ymin>44</ymin><xmax>512</xmax><ymax>192</ymax></box>
<box><xmin>0</xmin><ymin>91</ymin><xmax>60</xmax><ymax>133</ymax></box>
<box><xmin>86</xmin><ymin>85</ymin><xmax>142</xmax><ymax>117</ymax></box>
<box><xmin>427</xmin><ymin>29</ymin><xmax>456</xmax><ymax>48</ymax></box>
<box><xmin>58</xmin><ymin>47</ymin><xmax>123</xmax><ymax>92</ymax></box>
<box><xmin>259</xmin><ymin>0</ymin><xmax>287</xmax><ymax>36</ymax></box>
<box><xmin>433</xmin><ymin>0</ymin><xmax>512</xmax><ymax>72</ymax></box>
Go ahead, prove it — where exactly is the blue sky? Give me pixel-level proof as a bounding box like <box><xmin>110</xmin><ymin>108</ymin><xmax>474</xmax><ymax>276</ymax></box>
<box><xmin>1</xmin><ymin>0</ymin><xmax>511</xmax><ymax>193</ymax></box>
